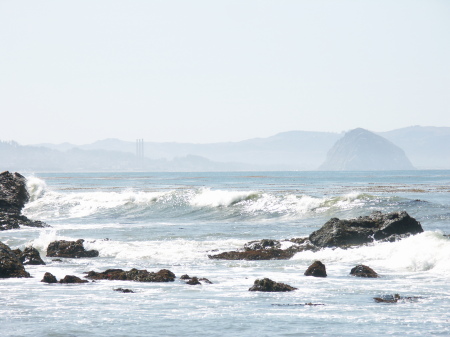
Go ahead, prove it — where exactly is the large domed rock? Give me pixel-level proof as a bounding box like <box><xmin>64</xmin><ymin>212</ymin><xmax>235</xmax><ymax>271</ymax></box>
<box><xmin>319</xmin><ymin>128</ymin><xmax>414</xmax><ymax>171</ymax></box>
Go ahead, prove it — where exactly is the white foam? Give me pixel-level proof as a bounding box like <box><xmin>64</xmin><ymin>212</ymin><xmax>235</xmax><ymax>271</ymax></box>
<box><xmin>190</xmin><ymin>188</ymin><xmax>258</xmax><ymax>207</ymax></box>
<box><xmin>25</xmin><ymin>176</ymin><xmax>47</xmax><ymax>201</ymax></box>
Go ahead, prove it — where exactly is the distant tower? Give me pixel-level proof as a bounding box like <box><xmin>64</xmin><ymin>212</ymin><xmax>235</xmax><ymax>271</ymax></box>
<box><xmin>136</xmin><ymin>139</ymin><xmax>144</xmax><ymax>164</ymax></box>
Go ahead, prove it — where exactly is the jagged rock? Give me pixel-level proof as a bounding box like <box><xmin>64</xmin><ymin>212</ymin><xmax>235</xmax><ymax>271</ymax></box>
<box><xmin>46</xmin><ymin>239</ymin><xmax>99</xmax><ymax>258</ymax></box>
<box><xmin>304</xmin><ymin>261</ymin><xmax>327</xmax><ymax>277</ymax></box>
<box><xmin>318</xmin><ymin>128</ymin><xmax>415</xmax><ymax>171</ymax></box>
<box><xmin>186</xmin><ymin>277</ymin><xmax>201</xmax><ymax>285</ymax></box>
<box><xmin>41</xmin><ymin>272</ymin><xmax>57</xmax><ymax>283</ymax></box>
<box><xmin>0</xmin><ymin>241</ymin><xmax>30</xmax><ymax>278</ymax></box>
<box><xmin>350</xmin><ymin>265</ymin><xmax>378</xmax><ymax>278</ymax></box>
<box><xmin>85</xmin><ymin>268</ymin><xmax>176</xmax><ymax>282</ymax></box>
<box><xmin>209</xmin><ymin>248</ymin><xmax>296</xmax><ymax>260</ymax></box>
<box><xmin>309</xmin><ymin>211</ymin><xmax>423</xmax><ymax>248</ymax></box>
<box><xmin>0</xmin><ymin>171</ymin><xmax>48</xmax><ymax>230</ymax></box>
<box><xmin>18</xmin><ymin>247</ymin><xmax>46</xmax><ymax>265</ymax></box>
<box><xmin>114</xmin><ymin>288</ymin><xmax>135</xmax><ymax>293</ymax></box>
<box><xmin>248</xmin><ymin>278</ymin><xmax>297</xmax><ymax>292</ymax></box>
<box><xmin>59</xmin><ymin>275</ymin><xmax>89</xmax><ymax>284</ymax></box>
<box><xmin>244</xmin><ymin>239</ymin><xmax>281</xmax><ymax>251</ymax></box>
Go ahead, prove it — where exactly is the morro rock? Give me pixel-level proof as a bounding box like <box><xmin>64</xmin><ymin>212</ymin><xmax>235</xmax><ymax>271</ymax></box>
<box><xmin>319</xmin><ymin>128</ymin><xmax>414</xmax><ymax>171</ymax></box>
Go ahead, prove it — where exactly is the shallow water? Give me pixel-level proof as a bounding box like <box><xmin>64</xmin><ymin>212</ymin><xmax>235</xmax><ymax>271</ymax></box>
<box><xmin>1</xmin><ymin>171</ymin><xmax>450</xmax><ymax>336</ymax></box>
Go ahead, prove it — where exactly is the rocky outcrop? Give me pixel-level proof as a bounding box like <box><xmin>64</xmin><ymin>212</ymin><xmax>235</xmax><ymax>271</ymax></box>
<box><xmin>0</xmin><ymin>241</ymin><xmax>31</xmax><ymax>278</ymax></box>
<box><xmin>85</xmin><ymin>268</ymin><xmax>176</xmax><ymax>282</ymax></box>
<box><xmin>350</xmin><ymin>265</ymin><xmax>378</xmax><ymax>278</ymax></box>
<box><xmin>46</xmin><ymin>239</ymin><xmax>99</xmax><ymax>258</ymax></box>
<box><xmin>209</xmin><ymin>248</ymin><xmax>296</xmax><ymax>260</ymax></box>
<box><xmin>41</xmin><ymin>272</ymin><xmax>58</xmax><ymax>283</ymax></box>
<box><xmin>59</xmin><ymin>275</ymin><xmax>89</xmax><ymax>284</ymax></box>
<box><xmin>309</xmin><ymin>211</ymin><xmax>423</xmax><ymax>248</ymax></box>
<box><xmin>318</xmin><ymin>128</ymin><xmax>414</xmax><ymax>171</ymax></box>
<box><xmin>15</xmin><ymin>247</ymin><xmax>46</xmax><ymax>265</ymax></box>
<box><xmin>0</xmin><ymin>171</ymin><xmax>47</xmax><ymax>230</ymax></box>
<box><xmin>248</xmin><ymin>278</ymin><xmax>297</xmax><ymax>292</ymax></box>
<box><xmin>304</xmin><ymin>261</ymin><xmax>327</xmax><ymax>277</ymax></box>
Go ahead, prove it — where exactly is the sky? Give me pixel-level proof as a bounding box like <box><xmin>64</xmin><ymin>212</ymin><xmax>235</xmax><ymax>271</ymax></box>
<box><xmin>1</xmin><ymin>0</ymin><xmax>449</xmax><ymax>145</ymax></box>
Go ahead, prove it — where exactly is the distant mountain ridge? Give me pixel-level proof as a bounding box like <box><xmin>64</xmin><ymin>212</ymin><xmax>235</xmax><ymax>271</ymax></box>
<box><xmin>319</xmin><ymin>128</ymin><xmax>415</xmax><ymax>171</ymax></box>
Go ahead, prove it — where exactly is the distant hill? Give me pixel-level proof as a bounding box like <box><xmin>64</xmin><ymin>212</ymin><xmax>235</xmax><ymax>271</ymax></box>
<box><xmin>319</xmin><ymin>128</ymin><xmax>415</xmax><ymax>171</ymax></box>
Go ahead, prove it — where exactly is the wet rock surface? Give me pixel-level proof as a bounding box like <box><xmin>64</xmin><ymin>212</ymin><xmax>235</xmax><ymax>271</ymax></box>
<box><xmin>0</xmin><ymin>171</ymin><xmax>47</xmax><ymax>230</ymax></box>
<box><xmin>16</xmin><ymin>247</ymin><xmax>46</xmax><ymax>265</ymax></box>
<box><xmin>350</xmin><ymin>265</ymin><xmax>378</xmax><ymax>278</ymax></box>
<box><xmin>47</xmin><ymin>239</ymin><xmax>99</xmax><ymax>258</ymax></box>
<box><xmin>41</xmin><ymin>272</ymin><xmax>58</xmax><ymax>283</ymax></box>
<box><xmin>0</xmin><ymin>241</ymin><xmax>31</xmax><ymax>278</ymax></box>
<box><xmin>209</xmin><ymin>248</ymin><xmax>297</xmax><ymax>260</ymax></box>
<box><xmin>373</xmin><ymin>294</ymin><xmax>422</xmax><ymax>303</ymax></box>
<box><xmin>114</xmin><ymin>288</ymin><xmax>135</xmax><ymax>293</ymax></box>
<box><xmin>309</xmin><ymin>211</ymin><xmax>423</xmax><ymax>248</ymax></box>
<box><xmin>85</xmin><ymin>268</ymin><xmax>176</xmax><ymax>282</ymax></box>
<box><xmin>60</xmin><ymin>275</ymin><xmax>89</xmax><ymax>284</ymax></box>
<box><xmin>249</xmin><ymin>278</ymin><xmax>297</xmax><ymax>292</ymax></box>
<box><xmin>304</xmin><ymin>261</ymin><xmax>327</xmax><ymax>277</ymax></box>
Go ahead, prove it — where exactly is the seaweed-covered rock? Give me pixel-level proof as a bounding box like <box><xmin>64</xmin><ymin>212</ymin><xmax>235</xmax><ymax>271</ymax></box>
<box><xmin>249</xmin><ymin>278</ymin><xmax>297</xmax><ymax>292</ymax></box>
<box><xmin>0</xmin><ymin>171</ymin><xmax>47</xmax><ymax>230</ymax></box>
<box><xmin>350</xmin><ymin>265</ymin><xmax>378</xmax><ymax>278</ymax></box>
<box><xmin>59</xmin><ymin>275</ymin><xmax>89</xmax><ymax>284</ymax></box>
<box><xmin>41</xmin><ymin>272</ymin><xmax>58</xmax><ymax>283</ymax></box>
<box><xmin>85</xmin><ymin>268</ymin><xmax>175</xmax><ymax>282</ymax></box>
<box><xmin>209</xmin><ymin>249</ymin><xmax>296</xmax><ymax>260</ymax></box>
<box><xmin>309</xmin><ymin>211</ymin><xmax>423</xmax><ymax>248</ymax></box>
<box><xmin>0</xmin><ymin>241</ymin><xmax>30</xmax><ymax>278</ymax></box>
<box><xmin>304</xmin><ymin>261</ymin><xmax>327</xmax><ymax>277</ymax></box>
<box><xmin>46</xmin><ymin>239</ymin><xmax>99</xmax><ymax>258</ymax></box>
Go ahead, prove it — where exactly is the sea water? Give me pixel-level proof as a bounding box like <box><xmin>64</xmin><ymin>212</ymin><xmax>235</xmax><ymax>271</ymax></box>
<box><xmin>1</xmin><ymin>171</ymin><xmax>449</xmax><ymax>336</ymax></box>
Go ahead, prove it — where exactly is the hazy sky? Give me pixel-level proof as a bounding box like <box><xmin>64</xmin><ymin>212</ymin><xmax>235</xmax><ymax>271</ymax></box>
<box><xmin>1</xmin><ymin>0</ymin><xmax>449</xmax><ymax>145</ymax></box>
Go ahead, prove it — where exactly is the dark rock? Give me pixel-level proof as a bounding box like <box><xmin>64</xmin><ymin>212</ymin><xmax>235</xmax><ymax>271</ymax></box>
<box><xmin>46</xmin><ymin>239</ymin><xmax>99</xmax><ymax>258</ymax></box>
<box><xmin>186</xmin><ymin>277</ymin><xmax>201</xmax><ymax>285</ymax></box>
<box><xmin>59</xmin><ymin>275</ymin><xmax>89</xmax><ymax>284</ymax></box>
<box><xmin>52</xmin><ymin>259</ymin><xmax>63</xmax><ymax>262</ymax></box>
<box><xmin>0</xmin><ymin>171</ymin><xmax>48</xmax><ymax>230</ymax></box>
<box><xmin>199</xmin><ymin>278</ymin><xmax>213</xmax><ymax>284</ymax></box>
<box><xmin>309</xmin><ymin>211</ymin><xmax>423</xmax><ymax>248</ymax></box>
<box><xmin>0</xmin><ymin>241</ymin><xmax>30</xmax><ymax>278</ymax></box>
<box><xmin>41</xmin><ymin>272</ymin><xmax>57</xmax><ymax>283</ymax></box>
<box><xmin>304</xmin><ymin>261</ymin><xmax>327</xmax><ymax>277</ymax></box>
<box><xmin>180</xmin><ymin>274</ymin><xmax>191</xmax><ymax>280</ymax></box>
<box><xmin>350</xmin><ymin>265</ymin><xmax>378</xmax><ymax>278</ymax></box>
<box><xmin>19</xmin><ymin>247</ymin><xmax>46</xmax><ymax>265</ymax></box>
<box><xmin>85</xmin><ymin>268</ymin><xmax>176</xmax><ymax>282</ymax></box>
<box><xmin>249</xmin><ymin>278</ymin><xmax>297</xmax><ymax>292</ymax></box>
<box><xmin>114</xmin><ymin>288</ymin><xmax>135</xmax><ymax>293</ymax></box>
<box><xmin>244</xmin><ymin>239</ymin><xmax>281</xmax><ymax>251</ymax></box>
<box><xmin>374</xmin><ymin>294</ymin><xmax>422</xmax><ymax>303</ymax></box>
<box><xmin>209</xmin><ymin>249</ymin><xmax>296</xmax><ymax>260</ymax></box>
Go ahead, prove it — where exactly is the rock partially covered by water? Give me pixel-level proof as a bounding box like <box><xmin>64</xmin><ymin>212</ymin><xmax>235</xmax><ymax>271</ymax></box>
<box><xmin>350</xmin><ymin>265</ymin><xmax>378</xmax><ymax>278</ymax></box>
<box><xmin>41</xmin><ymin>272</ymin><xmax>58</xmax><ymax>283</ymax></box>
<box><xmin>244</xmin><ymin>239</ymin><xmax>281</xmax><ymax>251</ymax></box>
<box><xmin>304</xmin><ymin>261</ymin><xmax>327</xmax><ymax>277</ymax></box>
<box><xmin>85</xmin><ymin>268</ymin><xmax>176</xmax><ymax>282</ymax></box>
<box><xmin>209</xmin><ymin>249</ymin><xmax>296</xmax><ymax>260</ymax></box>
<box><xmin>249</xmin><ymin>278</ymin><xmax>297</xmax><ymax>292</ymax></box>
<box><xmin>15</xmin><ymin>247</ymin><xmax>46</xmax><ymax>265</ymax></box>
<box><xmin>309</xmin><ymin>211</ymin><xmax>423</xmax><ymax>248</ymax></box>
<box><xmin>0</xmin><ymin>241</ymin><xmax>31</xmax><ymax>278</ymax></box>
<box><xmin>0</xmin><ymin>171</ymin><xmax>47</xmax><ymax>230</ymax></box>
<box><xmin>47</xmin><ymin>239</ymin><xmax>99</xmax><ymax>258</ymax></box>
<box><xmin>59</xmin><ymin>275</ymin><xmax>89</xmax><ymax>284</ymax></box>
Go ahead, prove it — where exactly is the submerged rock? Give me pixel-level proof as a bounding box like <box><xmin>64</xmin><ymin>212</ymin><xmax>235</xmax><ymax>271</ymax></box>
<box><xmin>114</xmin><ymin>288</ymin><xmax>135</xmax><ymax>293</ymax></box>
<box><xmin>0</xmin><ymin>171</ymin><xmax>47</xmax><ymax>230</ymax></box>
<box><xmin>41</xmin><ymin>272</ymin><xmax>58</xmax><ymax>283</ymax></box>
<box><xmin>350</xmin><ymin>265</ymin><xmax>378</xmax><ymax>278</ymax></box>
<box><xmin>0</xmin><ymin>241</ymin><xmax>31</xmax><ymax>278</ymax></box>
<box><xmin>244</xmin><ymin>239</ymin><xmax>281</xmax><ymax>251</ymax></box>
<box><xmin>186</xmin><ymin>277</ymin><xmax>201</xmax><ymax>285</ymax></box>
<box><xmin>209</xmin><ymin>248</ymin><xmax>296</xmax><ymax>260</ymax></box>
<box><xmin>304</xmin><ymin>261</ymin><xmax>327</xmax><ymax>277</ymax></box>
<box><xmin>85</xmin><ymin>268</ymin><xmax>176</xmax><ymax>282</ymax></box>
<box><xmin>373</xmin><ymin>294</ymin><xmax>422</xmax><ymax>303</ymax></box>
<box><xmin>59</xmin><ymin>275</ymin><xmax>89</xmax><ymax>284</ymax></box>
<box><xmin>309</xmin><ymin>211</ymin><xmax>423</xmax><ymax>248</ymax></box>
<box><xmin>249</xmin><ymin>278</ymin><xmax>297</xmax><ymax>292</ymax></box>
<box><xmin>46</xmin><ymin>239</ymin><xmax>99</xmax><ymax>258</ymax></box>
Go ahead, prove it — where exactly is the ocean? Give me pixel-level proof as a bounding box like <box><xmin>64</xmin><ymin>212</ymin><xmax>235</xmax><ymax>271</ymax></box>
<box><xmin>1</xmin><ymin>171</ymin><xmax>449</xmax><ymax>336</ymax></box>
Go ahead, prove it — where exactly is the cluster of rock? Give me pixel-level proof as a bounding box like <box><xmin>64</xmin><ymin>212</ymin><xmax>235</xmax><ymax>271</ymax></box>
<box><xmin>46</xmin><ymin>239</ymin><xmax>99</xmax><ymax>258</ymax></box>
<box><xmin>209</xmin><ymin>211</ymin><xmax>423</xmax><ymax>261</ymax></box>
<box><xmin>85</xmin><ymin>268</ymin><xmax>176</xmax><ymax>282</ymax></box>
<box><xmin>180</xmin><ymin>274</ymin><xmax>213</xmax><ymax>285</ymax></box>
<box><xmin>0</xmin><ymin>171</ymin><xmax>47</xmax><ymax>230</ymax></box>
<box><xmin>41</xmin><ymin>272</ymin><xmax>89</xmax><ymax>284</ymax></box>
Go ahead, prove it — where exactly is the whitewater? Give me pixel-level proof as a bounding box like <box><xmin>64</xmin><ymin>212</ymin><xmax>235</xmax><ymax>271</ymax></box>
<box><xmin>1</xmin><ymin>171</ymin><xmax>449</xmax><ymax>336</ymax></box>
